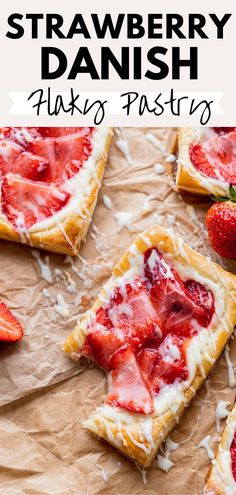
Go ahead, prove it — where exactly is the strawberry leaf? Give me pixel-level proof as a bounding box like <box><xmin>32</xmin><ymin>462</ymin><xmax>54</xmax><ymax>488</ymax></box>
<box><xmin>229</xmin><ymin>185</ymin><xmax>236</xmax><ymax>202</ymax></box>
<box><xmin>210</xmin><ymin>195</ymin><xmax>228</xmax><ymax>203</ymax></box>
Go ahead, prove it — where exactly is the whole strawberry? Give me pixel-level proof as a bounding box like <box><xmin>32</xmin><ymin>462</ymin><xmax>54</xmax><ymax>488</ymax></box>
<box><xmin>206</xmin><ymin>187</ymin><xmax>236</xmax><ymax>260</ymax></box>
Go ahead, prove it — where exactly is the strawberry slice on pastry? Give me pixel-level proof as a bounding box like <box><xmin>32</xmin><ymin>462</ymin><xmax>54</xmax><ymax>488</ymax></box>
<box><xmin>107</xmin><ymin>344</ymin><xmax>153</xmax><ymax>415</ymax></box>
<box><xmin>1</xmin><ymin>174</ymin><xmax>70</xmax><ymax>229</ymax></box>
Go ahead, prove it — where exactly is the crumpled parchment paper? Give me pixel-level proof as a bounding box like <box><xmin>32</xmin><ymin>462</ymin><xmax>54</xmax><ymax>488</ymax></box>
<box><xmin>0</xmin><ymin>127</ymin><xmax>236</xmax><ymax>495</ymax></box>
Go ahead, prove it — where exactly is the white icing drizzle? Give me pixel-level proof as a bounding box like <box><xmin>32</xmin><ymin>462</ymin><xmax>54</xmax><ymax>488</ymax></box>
<box><xmin>103</xmin><ymin>195</ymin><xmax>113</xmax><ymax>210</ymax></box>
<box><xmin>156</xmin><ymin>436</ymin><xmax>179</xmax><ymax>472</ymax></box>
<box><xmin>165</xmin><ymin>438</ymin><xmax>179</xmax><ymax>455</ymax></box>
<box><xmin>197</xmin><ymin>435</ymin><xmax>214</xmax><ymax>460</ymax></box>
<box><xmin>101</xmin><ymin>469</ymin><xmax>108</xmax><ymax>483</ymax></box>
<box><xmin>186</xmin><ymin>205</ymin><xmax>198</xmax><ymax>221</ymax></box>
<box><xmin>116</xmin><ymin>138</ymin><xmax>133</xmax><ymax>165</ymax></box>
<box><xmin>216</xmin><ymin>400</ymin><xmax>230</xmax><ymax>433</ymax></box>
<box><xmin>156</xmin><ymin>454</ymin><xmax>174</xmax><ymax>472</ymax></box>
<box><xmin>138</xmin><ymin>233</ymin><xmax>152</xmax><ymax>248</ymax></box>
<box><xmin>141</xmin><ymin>194</ymin><xmax>155</xmax><ymax>215</ymax></box>
<box><xmin>31</xmin><ymin>250</ymin><xmax>53</xmax><ymax>283</ymax></box>
<box><xmin>96</xmin><ymin>465</ymin><xmax>109</xmax><ymax>483</ymax></box>
<box><xmin>154</xmin><ymin>164</ymin><xmax>165</xmax><ymax>175</ymax></box>
<box><xmin>145</xmin><ymin>133</ymin><xmax>166</xmax><ymax>155</ymax></box>
<box><xmin>167</xmin><ymin>214</ymin><xmax>175</xmax><ymax>226</ymax></box>
<box><xmin>165</xmin><ymin>154</ymin><xmax>176</xmax><ymax>163</ymax></box>
<box><xmin>55</xmin><ymin>219</ymin><xmax>75</xmax><ymax>250</ymax></box>
<box><xmin>54</xmin><ymin>294</ymin><xmax>69</xmax><ymax>318</ymax></box>
<box><xmin>224</xmin><ymin>345</ymin><xmax>236</xmax><ymax>388</ymax></box>
<box><xmin>154</xmin><ymin>213</ymin><xmax>162</xmax><ymax>225</ymax></box>
<box><xmin>159</xmin><ymin>336</ymin><xmax>181</xmax><ymax>363</ymax></box>
<box><xmin>135</xmin><ymin>464</ymin><xmax>147</xmax><ymax>485</ymax></box>
<box><xmin>42</xmin><ymin>288</ymin><xmax>56</xmax><ymax>322</ymax></box>
<box><xmin>113</xmin><ymin>211</ymin><xmax>134</xmax><ymax>232</ymax></box>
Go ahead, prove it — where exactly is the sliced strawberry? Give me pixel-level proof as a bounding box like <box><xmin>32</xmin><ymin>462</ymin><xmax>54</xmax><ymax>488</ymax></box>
<box><xmin>28</xmin><ymin>137</ymin><xmax>56</xmax><ymax>175</ymax></box>
<box><xmin>3</xmin><ymin>127</ymin><xmax>41</xmax><ymax>147</ymax></box>
<box><xmin>0</xmin><ymin>301</ymin><xmax>23</xmax><ymax>342</ymax></box>
<box><xmin>29</xmin><ymin>130</ymin><xmax>93</xmax><ymax>183</ymax></box>
<box><xmin>138</xmin><ymin>335</ymin><xmax>187</xmax><ymax>393</ymax></box>
<box><xmin>144</xmin><ymin>248</ymin><xmax>208</xmax><ymax>330</ymax></box>
<box><xmin>95</xmin><ymin>305</ymin><xmax>113</xmax><ymax>330</ymax></box>
<box><xmin>213</xmin><ymin>127</ymin><xmax>236</xmax><ymax>135</ymax></box>
<box><xmin>150</xmin><ymin>359</ymin><xmax>188</xmax><ymax>393</ymax></box>
<box><xmin>0</xmin><ymin>151</ymin><xmax>50</xmax><ymax>182</ymax></box>
<box><xmin>230</xmin><ymin>429</ymin><xmax>236</xmax><ymax>481</ymax></box>
<box><xmin>137</xmin><ymin>347</ymin><xmax>159</xmax><ymax>383</ymax></box>
<box><xmin>190</xmin><ymin>131</ymin><xmax>236</xmax><ymax>184</ymax></box>
<box><xmin>185</xmin><ymin>280</ymin><xmax>214</xmax><ymax>325</ymax></box>
<box><xmin>104</xmin><ymin>280</ymin><xmax>161</xmax><ymax>350</ymax></box>
<box><xmin>53</xmin><ymin>132</ymin><xmax>93</xmax><ymax>182</ymax></box>
<box><xmin>190</xmin><ymin>143</ymin><xmax>216</xmax><ymax>179</ymax></box>
<box><xmin>144</xmin><ymin>247</ymin><xmax>171</xmax><ymax>285</ymax></box>
<box><xmin>107</xmin><ymin>344</ymin><xmax>153</xmax><ymax>414</ymax></box>
<box><xmin>1</xmin><ymin>175</ymin><xmax>70</xmax><ymax>229</ymax></box>
<box><xmin>39</xmin><ymin>127</ymin><xmax>90</xmax><ymax>138</ymax></box>
<box><xmin>0</xmin><ymin>139</ymin><xmax>23</xmax><ymax>175</ymax></box>
<box><xmin>85</xmin><ymin>328</ymin><xmax>123</xmax><ymax>370</ymax></box>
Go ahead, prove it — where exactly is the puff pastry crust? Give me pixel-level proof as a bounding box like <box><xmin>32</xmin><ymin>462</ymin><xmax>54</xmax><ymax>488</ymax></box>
<box><xmin>0</xmin><ymin>128</ymin><xmax>112</xmax><ymax>255</ymax></box>
<box><xmin>177</xmin><ymin>128</ymin><xmax>232</xmax><ymax>197</ymax></box>
<box><xmin>204</xmin><ymin>403</ymin><xmax>236</xmax><ymax>495</ymax></box>
<box><xmin>64</xmin><ymin>225</ymin><xmax>236</xmax><ymax>467</ymax></box>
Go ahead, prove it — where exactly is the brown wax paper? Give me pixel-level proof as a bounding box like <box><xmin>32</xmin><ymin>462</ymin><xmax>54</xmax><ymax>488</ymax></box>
<box><xmin>0</xmin><ymin>127</ymin><xmax>236</xmax><ymax>494</ymax></box>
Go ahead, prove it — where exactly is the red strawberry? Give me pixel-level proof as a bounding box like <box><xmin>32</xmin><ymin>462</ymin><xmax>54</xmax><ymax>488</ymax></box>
<box><xmin>0</xmin><ymin>301</ymin><xmax>23</xmax><ymax>342</ymax></box>
<box><xmin>107</xmin><ymin>344</ymin><xmax>153</xmax><ymax>415</ymax></box>
<box><xmin>230</xmin><ymin>430</ymin><xmax>236</xmax><ymax>481</ymax></box>
<box><xmin>190</xmin><ymin>131</ymin><xmax>236</xmax><ymax>185</ymax></box>
<box><xmin>206</xmin><ymin>199</ymin><xmax>236</xmax><ymax>260</ymax></box>
<box><xmin>1</xmin><ymin>174</ymin><xmax>70</xmax><ymax>229</ymax></box>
